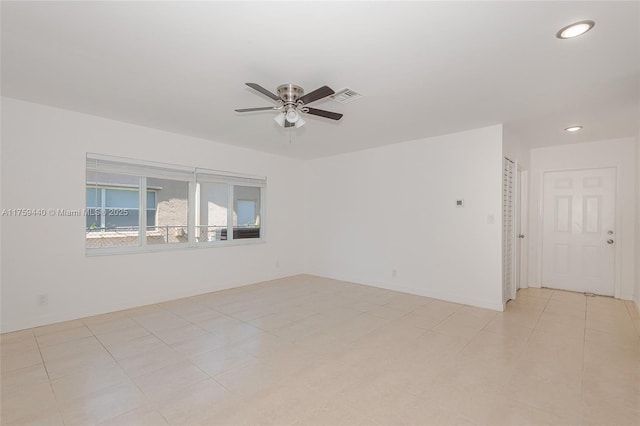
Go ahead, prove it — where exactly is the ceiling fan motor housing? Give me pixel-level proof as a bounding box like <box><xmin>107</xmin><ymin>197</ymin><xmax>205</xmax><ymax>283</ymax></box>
<box><xmin>277</xmin><ymin>84</ymin><xmax>304</xmax><ymax>104</ymax></box>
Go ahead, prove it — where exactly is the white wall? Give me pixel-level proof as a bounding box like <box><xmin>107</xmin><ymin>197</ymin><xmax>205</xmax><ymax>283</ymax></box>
<box><xmin>304</xmin><ymin>125</ymin><xmax>505</xmax><ymax>311</ymax></box>
<box><xmin>0</xmin><ymin>97</ymin><xmax>305</xmax><ymax>332</ymax></box>
<box><xmin>528</xmin><ymin>138</ymin><xmax>637</xmax><ymax>300</ymax></box>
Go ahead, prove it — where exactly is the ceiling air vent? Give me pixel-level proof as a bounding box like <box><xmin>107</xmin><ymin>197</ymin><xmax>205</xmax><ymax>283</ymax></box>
<box><xmin>331</xmin><ymin>88</ymin><xmax>363</xmax><ymax>104</ymax></box>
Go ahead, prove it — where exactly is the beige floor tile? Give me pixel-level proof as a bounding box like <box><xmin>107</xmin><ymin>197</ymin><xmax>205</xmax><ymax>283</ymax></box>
<box><xmin>586</xmin><ymin>314</ymin><xmax>638</xmax><ymax>337</ymax></box>
<box><xmin>1</xmin><ymin>381</ymin><xmax>58</xmax><ymax>424</ymax></box>
<box><xmin>132</xmin><ymin>311</ymin><xmax>191</xmax><ymax>334</ymax></box>
<box><xmin>93</xmin><ymin>323</ymin><xmax>151</xmax><ymax>346</ymax></box>
<box><xmin>85</xmin><ymin>317</ymin><xmax>140</xmax><ymax>335</ymax></box>
<box><xmin>550</xmin><ymin>290</ymin><xmax>587</xmax><ymax>305</ymax></box>
<box><xmin>131</xmin><ymin>360</ymin><xmax>209</xmax><ymax>402</ymax></box>
<box><xmin>213</xmin><ymin>358</ymin><xmax>289</xmax><ymax>397</ymax></box>
<box><xmin>0</xmin><ymin>349</ymin><xmax>43</xmax><ymax>373</ymax></box>
<box><xmin>544</xmin><ymin>298</ymin><xmax>586</xmax><ymax>318</ymax></box>
<box><xmin>484</xmin><ymin>397</ymin><xmax>577</xmax><ymax>426</ymax></box>
<box><xmin>50</xmin><ymin>361</ymin><xmax>131</xmax><ymax>403</ymax></box>
<box><xmin>501</xmin><ymin>374</ymin><xmax>582</xmax><ymax>416</ymax></box>
<box><xmin>190</xmin><ymin>346</ymin><xmax>256</xmax><ymax>377</ymax></box>
<box><xmin>58</xmin><ymin>382</ymin><xmax>148</xmax><ymax>426</ymax></box>
<box><xmin>0</xmin><ymin>328</ymin><xmax>34</xmax><ymax>344</ymax></box>
<box><xmin>293</xmin><ymin>401</ymin><xmax>380</xmax><ymax>426</ymax></box>
<box><xmin>151</xmin><ymin>323</ymin><xmax>208</xmax><ymax>345</ymax></box>
<box><xmin>104</xmin><ymin>334</ymin><xmax>168</xmax><ymax>360</ymax></box>
<box><xmin>117</xmin><ymin>345</ymin><xmax>187</xmax><ymax>378</ymax></box>
<box><xmin>585</xmin><ymin>327</ymin><xmax>640</xmax><ymax>351</ymax></box>
<box><xmin>43</xmin><ymin>344</ymin><xmax>115</xmax><ymax>380</ymax></box>
<box><xmin>482</xmin><ymin>315</ymin><xmax>534</xmax><ymax>337</ymax></box>
<box><xmin>432</xmin><ymin>317</ymin><xmax>481</xmax><ymax>340</ymax></box>
<box><xmin>39</xmin><ymin>336</ymin><xmax>105</xmax><ymax>363</ymax></box>
<box><xmin>36</xmin><ymin>325</ymin><xmax>93</xmax><ymax>348</ymax></box>
<box><xmin>460</xmin><ymin>329</ymin><xmax>529</xmax><ymax>362</ymax></box>
<box><xmin>2</xmin><ymin>408</ymin><xmax>64</xmax><ymax>426</ymax></box>
<box><xmin>435</xmin><ymin>355</ymin><xmax>518</xmax><ymax>395</ymax></box>
<box><xmin>169</xmin><ymin>332</ymin><xmax>232</xmax><ymax>356</ymax></box>
<box><xmin>580</xmin><ymin>403</ymin><xmax>640</xmax><ymax>426</ymax></box>
<box><xmin>1</xmin><ymin>335</ymin><xmax>39</xmax><ymax>356</ymax></box>
<box><xmin>157</xmin><ymin>378</ymin><xmax>234</xmax><ymax>425</ymax></box>
<box><xmin>500</xmin><ymin>308</ymin><xmax>543</xmax><ymax>329</ymax></box>
<box><xmin>97</xmin><ymin>405</ymin><xmax>169</xmax><ymax>426</ymax></box>
<box><xmin>1</xmin><ymin>363</ymin><xmax>49</xmax><ymax>391</ymax></box>
<box><xmin>581</xmin><ymin>372</ymin><xmax>640</xmax><ymax>413</ymax></box>
<box><xmin>193</xmin><ymin>312</ymin><xmax>244</xmax><ymax>333</ymax></box>
<box><xmin>34</xmin><ymin>320</ymin><xmax>86</xmax><ymax>337</ymax></box>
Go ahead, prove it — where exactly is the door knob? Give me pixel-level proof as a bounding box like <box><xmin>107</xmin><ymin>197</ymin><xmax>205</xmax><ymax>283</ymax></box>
<box><xmin>518</xmin><ymin>234</ymin><xmax>525</xmax><ymax>239</ymax></box>
<box><xmin>607</xmin><ymin>239</ymin><xmax>614</xmax><ymax>245</ymax></box>
<box><xmin>607</xmin><ymin>230</ymin><xmax>614</xmax><ymax>235</ymax></box>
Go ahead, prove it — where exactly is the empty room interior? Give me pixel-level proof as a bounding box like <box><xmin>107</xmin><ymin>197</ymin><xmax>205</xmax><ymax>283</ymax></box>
<box><xmin>1</xmin><ymin>1</ymin><xmax>639</xmax><ymax>425</ymax></box>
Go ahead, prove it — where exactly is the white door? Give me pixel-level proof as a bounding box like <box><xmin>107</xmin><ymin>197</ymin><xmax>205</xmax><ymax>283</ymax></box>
<box><xmin>542</xmin><ymin>168</ymin><xmax>616</xmax><ymax>295</ymax></box>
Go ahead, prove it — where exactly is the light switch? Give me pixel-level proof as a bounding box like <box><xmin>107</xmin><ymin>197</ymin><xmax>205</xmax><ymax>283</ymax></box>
<box><xmin>487</xmin><ymin>214</ymin><xmax>495</xmax><ymax>224</ymax></box>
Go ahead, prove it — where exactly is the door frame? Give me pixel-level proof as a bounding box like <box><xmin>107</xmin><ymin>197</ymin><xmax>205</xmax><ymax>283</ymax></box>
<box><xmin>517</xmin><ymin>168</ymin><xmax>528</xmax><ymax>290</ymax></box>
<box><xmin>537</xmin><ymin>166</ymin><xmax>621</xmax><ymax>298</ymax></box>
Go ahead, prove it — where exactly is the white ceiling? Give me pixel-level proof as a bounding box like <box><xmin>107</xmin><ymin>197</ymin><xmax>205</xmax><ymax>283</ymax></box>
<box><xmin>2</xmin><ymin>1</ymin><xmax>639</xmax><ymax>159</ymax></box>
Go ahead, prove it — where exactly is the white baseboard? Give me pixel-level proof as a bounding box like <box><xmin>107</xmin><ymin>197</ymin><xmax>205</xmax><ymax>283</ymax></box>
<box><xmin>0</xmin><ymin>271</ymin><xmax>302</xmax><ymax>334</ymax></box>
<box><xmin>305</xmin><ymin>271</ymin><xmax>504</xmax><ymax>312</ymax></box>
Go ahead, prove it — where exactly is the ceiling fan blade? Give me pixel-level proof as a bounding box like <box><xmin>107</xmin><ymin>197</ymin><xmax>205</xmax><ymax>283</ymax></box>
<box><xmin>246</xmin><ymin>83</ymin><xmax>280</xmax><ymax>101</ymax></box>
<box><xmin>284</xmin><ymin>120</ymin><xmax>295</xmax><ymax>128</ymax></box>
<box><xmin>235</xmin><ymin>107</ymin><xmax>278</xmax><ymax>112</ymax></box>
<box><xmin>298</xmin><ymin>86</ymin><xmax>335</xmax><ymax>105</ymax></box>
<box><xmin>305</xmin><ymin>107</ymin><xmax>343</xmax><ymax>121</ymax></box>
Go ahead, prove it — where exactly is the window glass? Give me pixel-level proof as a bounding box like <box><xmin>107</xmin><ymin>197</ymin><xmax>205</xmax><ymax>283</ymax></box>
<box><xmin>146</xmin><ymin>178</ymin><xmax>188</xmax><ymax>245</ymax></box>
<box><xmin>233</xmin><ymin>185</ymin><xmax>261</xmax><ymax>239</ymax></box>
<box><xmin>196</xmin><ymin>182</ymin><xmax>228</xmax><ymax>242</ymax></box>
<box><xmin>85</xmin><ymin>172</ymin><xmax>140</xmax><ymax>249</ymax></box>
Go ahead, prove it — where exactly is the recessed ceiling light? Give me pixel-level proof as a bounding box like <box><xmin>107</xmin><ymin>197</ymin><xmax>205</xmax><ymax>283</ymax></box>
<box><xmin>565</xmin><ymin>126</ymin><xmax>583</xmax><ymax>132</ymax></box>
<box><xmin>556</xmin><ymin>20</ymin><xmax>595</xmax><ymax>39</ymax></box>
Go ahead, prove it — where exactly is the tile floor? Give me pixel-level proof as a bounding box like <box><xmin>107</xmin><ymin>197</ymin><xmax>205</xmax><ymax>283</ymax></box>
<box><xmin>1</xmin><ymin>275</ymin><xmax>639</xmax><ymax>425</ymax></box>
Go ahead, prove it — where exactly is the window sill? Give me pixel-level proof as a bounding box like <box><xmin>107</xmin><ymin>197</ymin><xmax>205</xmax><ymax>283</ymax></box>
<box><xmin>85</xmin><ymin>238</ymin><xmax>266</xmax><ymax>257</ymax></box>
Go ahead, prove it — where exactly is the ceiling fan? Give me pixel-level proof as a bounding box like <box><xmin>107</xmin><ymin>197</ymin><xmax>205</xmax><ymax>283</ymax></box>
<box><xmin>235</xmin><ymin>83</ymin><xmax>343</xmax><ymax>128</ymax></box>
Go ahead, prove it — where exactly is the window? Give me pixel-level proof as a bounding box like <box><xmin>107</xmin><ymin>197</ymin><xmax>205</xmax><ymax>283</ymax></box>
<box><xmin>86</xmin><ymin>154</ymin><xmax>265</xmax><ymax>253</ymax></box>
<box><xmin>196</xmin><ymin>182</ymin><xmax>228</xmax><ymax>242</ymax></box>
<box><xmin>194</xmin><ymin>174</ymin><xmax>264</xmax><ymax>243</ymax></box>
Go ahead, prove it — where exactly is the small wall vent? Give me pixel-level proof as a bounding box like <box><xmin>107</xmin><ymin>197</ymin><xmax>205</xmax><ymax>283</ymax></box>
<box><xmin>331</xmin><ymin>88</ymin><xmax>363</xmax><ymax>104</ymax></box>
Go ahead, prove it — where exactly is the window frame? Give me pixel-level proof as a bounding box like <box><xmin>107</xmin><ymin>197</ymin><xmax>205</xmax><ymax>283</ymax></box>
<box><xmin>86</xmin><ymin>154</ymin><xmax>266</xmax><ymax>256</ymax></box>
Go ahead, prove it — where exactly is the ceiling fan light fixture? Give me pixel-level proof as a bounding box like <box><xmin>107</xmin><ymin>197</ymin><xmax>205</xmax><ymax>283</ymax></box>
<box><xmin>274</xmin><ymin>113</ymin><xmax>286</xmax><ymax>127</ymax></box>
<box><xmin>285</xmin><ymin>108</ymin><xmax>300</xmax><ymax>123</ymax></box>
<box><xmin>556</xmin><ymin>20</ymin><xmax>595</xmax><ymax>39</ymax></box>
<box><xmin>295</xmin><ymin>117</ymin><xmax>306</xmax><ymax>128</ymax></box>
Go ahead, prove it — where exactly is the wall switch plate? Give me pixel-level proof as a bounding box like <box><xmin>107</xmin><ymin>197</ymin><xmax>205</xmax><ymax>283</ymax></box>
<box><xmin>487</xmin><ymin>214</ymin><xmax>495</xmax><ymax>224</ymax></box>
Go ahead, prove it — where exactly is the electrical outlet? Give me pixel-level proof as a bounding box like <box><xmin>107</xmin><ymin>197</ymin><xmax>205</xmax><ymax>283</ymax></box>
<box><xmin>37</xmin><ymin>294</ymin><xmax>48</xmax><ymax>306</ymax></box>
<box><xmin>275</xmin><ymin>260</ymin><xmax>280</xmax><ymax>268</ymax></box>
<box><xmin>392</xmin><ymin>269</ymin><xmax>397</xmax><ymax>277</ymax></box>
